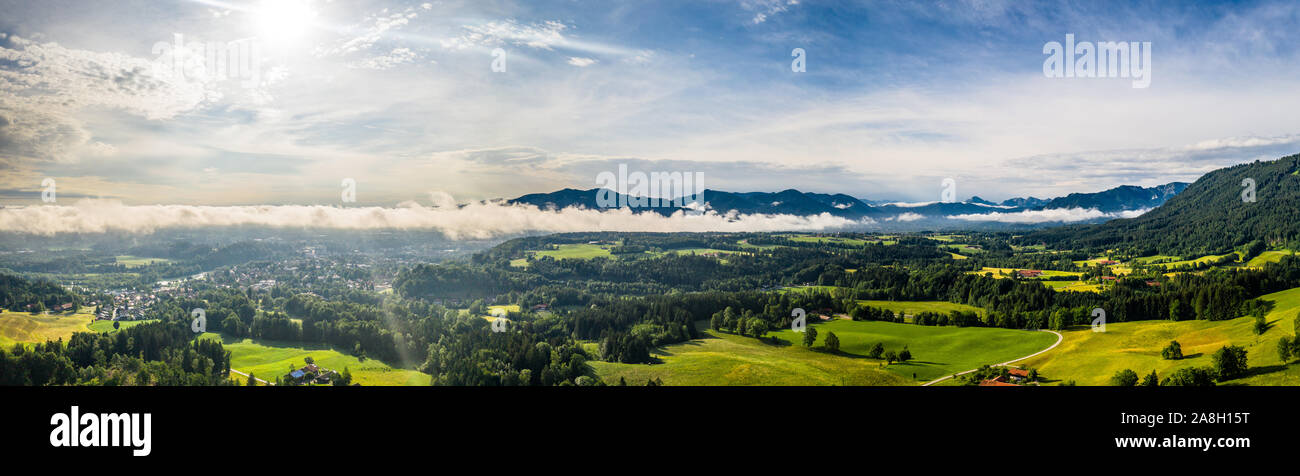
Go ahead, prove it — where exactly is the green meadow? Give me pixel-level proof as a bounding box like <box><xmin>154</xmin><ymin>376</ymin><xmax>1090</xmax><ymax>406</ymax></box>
<box><xmin>940</xmin><ymin>244</ymin><xmax>983</xmax><ymax>255</ymax></box>
<box><xmin>87</xmin><ymin>319</ymin><xmax>159</xmax><ymax>333</ymax></box>
<box><xmin>785</xmin><ymin>234</ymin><xmax>874</xmax><ymax>246</ymax></box>
<box><xmin>591</xmin><ymin>319</ymin><xmax>1057</xmax><ymax>384</ymax></box>
<box><xmin>970</xmin><ymin>267</ymin><xmax>1082</xmax><ymax>279</ymax></box>
<box><xmin>590</xmin><ymin>327</ymin><xmax>909</xmax><ymax>386</ymax></box>
<box><xmin>201</xmin><ymin>333</ymin><xmax>431</xmax><ymax>386</ymax></box>
<box><xmin>114</xmin><ymin>255</ymin><xmax>174</xmax><ymax>268</ymax></box>
<box><xmin>0</xmin><ymin>310</ymin><xmax>95</xmax><ymax>348</ymax></box>
<box><xmin>1247</xmin><ymin>250</ymin><xmax>1295</xmax><ymax>268</ymax></box>
<box><xmin>856</xmin><ymin>300</ymin><xmax>985</xmax><ymax>318</ymax></box>
<box><xmin>769</xmin><ymin>320</ymin><xmax>1056</xmax><ymax>381</ymax></box>
<box><xmin>533</xmin><ymin>243</ymin><xmax>612</xmax><ymax>260</ymax></box>
<box><xmin>1020</xmin><ymin>286</ymin><xmax>1300</xmax><ymax>385</ymax></box>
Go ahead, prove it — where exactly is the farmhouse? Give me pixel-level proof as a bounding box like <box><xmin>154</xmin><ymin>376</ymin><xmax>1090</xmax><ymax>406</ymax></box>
<box><xmin>1017</xmin><ymin>270</ymin><xmax>1043</xmax><ymax>278</ymax></box>
<box><xmin>978</xmin><ymin>377</ymin><xmax>1018</xmax><ymax>386</ymax></box>
<box><xmin>284</xmin><ymin>363</ymin><xmax>340</xmax><ymax>385</ymax></box>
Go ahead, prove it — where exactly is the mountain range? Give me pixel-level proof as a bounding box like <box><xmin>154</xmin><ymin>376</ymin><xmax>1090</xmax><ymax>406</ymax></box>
<box><xmin>506</xmin><ymin>181</ymin><xmax>1190</xmax><ymax>230</ymax></box>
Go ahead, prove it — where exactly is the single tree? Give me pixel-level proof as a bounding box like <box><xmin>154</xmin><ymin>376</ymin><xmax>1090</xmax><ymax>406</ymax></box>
<box><xmin>1278</xmin><ymin>337</ymin><xmax>1293</xmax><ymax>363</ymax></box>
<box><xmin>898</xmin><ymin>346</ymin><xmax>912</xmax><ymax>362</ymax></box>
<box><xmin>1211</xmin><ymin>345</ymin><xmax>1249</xmax><ymax>382</ymax></box>
<box><xmin>1161</xmin><ymin>340</ymin><xmax>1183</xmax><ymax>360</ymax></box>
<box><xmin>748</xmin><ymin>319</ymin><xmax>768</xmax><ymax>339</ymax></box>
<box><xmin>868</xmin><ymin>342</ymin><xmax>884</xmax><ymax>359</ymax></box>
<box><xmin>824</xmin><ymin>331</ymin><xmax>840</xmax><ymax>352</ymax></box>
<box><xmin>1110</xmin><ymin>369</ymin><xmax>1139</xmax><ymax>386</ymax></box>
<box><xmin>1140</xmin><ymin>370</ymin><xmax>1159</xmax><ymax>386</ymax></box>
<box><xmin>247</xmin><ymin>372</ymin><xmax>257</xmax><ymax>387</ymax></box>
<box><xmin>802</xmin><ymin>326</ymin><xmax>818</xmax><ymax>347</ymax></box>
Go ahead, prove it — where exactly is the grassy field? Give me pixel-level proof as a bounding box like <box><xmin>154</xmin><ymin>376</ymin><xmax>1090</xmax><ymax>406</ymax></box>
<box><xmin>970</xmin><ymin>267</ymin><xmax>1082</xmax><ymax>279</ymax></box>
<box><xmin>591</xmin><ymin>319</ymin><xmax>1057</xmax><ymax>384</ymax></box>
<box><xmin>856</xmin><ymin>300</ymin><xmax>986</xmax><ymax>317</ymax></box>
<box><xmin>1040</xmin><ymin>281</ymin><xmax>1104</xmax><ymax>293</ymax></box>
<box><xmin>770</xmin><ymin>320</ymin><xmax>1058</xmax><ymax>381</ymax></box>
<box><xmin>1146</xmin><ymin>253</ymin><xmax>1238</xmax><ymax>270</ymax></box>
<box><xmin>940</xmin><ymin>244</ymin><xmax>983</xmax><ymax>255</ymax></box>
<box><xmin>485</xmin><ymin>304</ymin><xmax>521</xmax><ymax>321</ymax></box>
<box><xmin>114</xmin><ymin>255</ymin><xmax>173</xmax><ymax>268</ymax></box>
<box><xmin>0</xmin><ymin>310</ymin><xmax>95</xmax><ymax>347</ymax></box>
<box><xmin>664</xmin><ymin>248</ymin><xmax>745</xmax><ymax>256</ymax></box>
<box><xmin>1074</xmin><ymin>257</ymin><xmax>1120</xmax><ymax>267</ymax></box>
<box><xmin>1247</xmin><ymin>250</ymin><xmax>1295</xmax><ymax>268</ymax></box>
<box><xmin>202</xmin><ymin>333</ymin><xmax>430</xmax><ymax>386</ymax></box>
<box><xmin>786</xmin><ymin>235</ymin><xmax>873</xmax><ymax>246</ymax></box>
<box><xmin>87</xmin><ymin>319</ymin><xmax>159</xmax><ymax>333</ymax></box>
<box><xmin>590</xmin><ymin>326</ymin><xmax>909</xmax><ymax>386</ymax></box>
<box><xmin>534</xmin><ymin>243</ymin><xmax>612</xmax><ymax>260</ymax></box>
<box><xmin>1019</xmin><ymin>286</ymin><xmax>1300</xmax><ymax>385</ymax></box>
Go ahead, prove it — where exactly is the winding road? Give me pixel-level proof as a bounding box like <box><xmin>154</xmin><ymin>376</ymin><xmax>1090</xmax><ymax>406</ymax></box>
<box><xmin>920</xmin><ymin>329</ymin><xmax>1064</xmax><ymax>386</ymax></box>
<box><xmin>229</xmin><ymin>368</ymin><xmax>274</xmax><ymax>386</ymax></box>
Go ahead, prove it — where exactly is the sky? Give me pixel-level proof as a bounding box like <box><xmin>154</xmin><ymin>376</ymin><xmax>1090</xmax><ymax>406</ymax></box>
<box><xmin>2</xmin><ymin>0</ymin><xmax>1300</xmax><ymax>209</ymax></box>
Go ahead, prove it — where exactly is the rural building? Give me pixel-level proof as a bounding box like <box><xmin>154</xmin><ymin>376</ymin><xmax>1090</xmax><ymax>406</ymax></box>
<box><xmin>978</xmin><ymin>378</ymin><xmax>1018</xmax><ymax>387</ymax></box>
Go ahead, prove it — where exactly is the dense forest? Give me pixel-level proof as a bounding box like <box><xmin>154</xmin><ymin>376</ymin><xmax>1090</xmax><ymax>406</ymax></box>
<box><xmin>1024</xmin><ymin>154</ymin><xmax>1300</xmax><ymax>255</ymax></box>
<box><xmin>0</xmin><ymin>321</ymin><xmax>231</xmax><ymax>386</ymax></box>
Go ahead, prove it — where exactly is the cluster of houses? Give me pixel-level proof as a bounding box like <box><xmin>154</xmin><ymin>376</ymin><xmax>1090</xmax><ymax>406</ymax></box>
<box><xmin>24</xmin><ymin>302</ymin><xmax>76</xmax><ymax>313</ymax></box>
<box><xmin>219</xmin><ymin>258</ymin><xmax>395</xmax><ymax>294</ymax></box>
<box><xmin>96</xmin><ymin>290</ymin><xmax>164</xmax><ymax>321</ymax></box>
<box><xmin>284</xmin><ymin>363</ymin><xmax>345</xmax><ymax>385</ymax></box>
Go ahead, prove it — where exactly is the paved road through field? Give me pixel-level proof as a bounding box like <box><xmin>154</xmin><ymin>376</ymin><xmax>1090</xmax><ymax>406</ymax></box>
<box><xmin>920</xmin><ymin>329</ymin><xmax>1063</xmax><ymax>386</ymax></box>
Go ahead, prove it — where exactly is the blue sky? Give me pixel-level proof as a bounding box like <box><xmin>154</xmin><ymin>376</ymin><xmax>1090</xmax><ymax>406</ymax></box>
<box><xmin>2</xmin><ymin>0</ymin><xmax>1300</xmax><ymax>206</ymax></box>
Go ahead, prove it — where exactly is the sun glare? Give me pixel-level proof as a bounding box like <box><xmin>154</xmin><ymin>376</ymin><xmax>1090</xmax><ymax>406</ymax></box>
<box><xmin>253</xmin><ymin>0</ymin><xmax>317</xmax><ymax>44</ymax></box>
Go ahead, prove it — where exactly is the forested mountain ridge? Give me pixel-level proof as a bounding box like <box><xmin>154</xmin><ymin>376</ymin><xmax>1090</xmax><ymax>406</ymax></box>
<box><xmin>506</xmin><ymin>182</ymin><xmax>1188</xmax><ymax>224</ymax></box>
<box><xmin>1023</xmin><ymin>154</ymin><xmax>1300</xmax><ymax>255</ymax></box>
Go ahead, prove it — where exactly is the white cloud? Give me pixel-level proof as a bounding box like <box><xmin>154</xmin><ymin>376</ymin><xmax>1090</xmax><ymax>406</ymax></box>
<box><xmin>0</xmin><ymin>35</ymin><xmax>210</xmax><ymax>162</ymax></box>
<box><xmin>567</xmin><ymin>57</ymin><xmax>597</xmax><ymax>67</ymax></box>
<box><xmin>745</xmin><ymin>0</ymin><xmax>800</xmax><ymax>24</ymax></box>
<box><xmin>351</xmin><ymin>47</ymin><xmax>419</xmax><ymax>70</ymax></box>
<box><xmin>947</xmin><ymin>207</ymin><xmax>1150</xmax><ymax>224</ymax></box>
<box><xmin>440</xmin><ymin>20</ymin><xmax>569</xmax><ymax>51</ymax></box>
<box><xmin>317</xmin><ymin>6</ymin><xmax>422</xmax><ymax>57</ymax></box>
<box><xmin>0</xmin><ymin>197</ymin><xmax>876</xmax><ymax>238</ymax></box>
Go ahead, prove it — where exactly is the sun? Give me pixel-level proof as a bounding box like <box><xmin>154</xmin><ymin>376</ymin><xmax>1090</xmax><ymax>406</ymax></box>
<box><xmin>252</xmin><ymin>0</ymin><xmax>318</xmax><ymax>44</ymax></box>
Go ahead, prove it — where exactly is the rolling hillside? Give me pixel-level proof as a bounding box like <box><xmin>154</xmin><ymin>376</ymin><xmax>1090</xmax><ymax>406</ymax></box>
<box><xmin>1026</xmin><ymin>153</ymin><xmax>1300</xmax><ymax>255</ymax></box>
